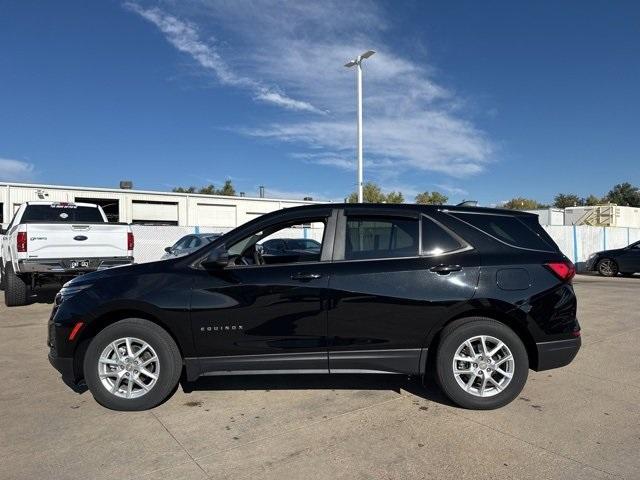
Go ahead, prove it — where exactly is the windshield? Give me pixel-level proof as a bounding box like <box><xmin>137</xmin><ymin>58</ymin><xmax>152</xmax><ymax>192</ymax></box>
<box><xmin>21</xmin><ymin>204</ymin><xmax>104</xmax><ymax>223</ymax></box>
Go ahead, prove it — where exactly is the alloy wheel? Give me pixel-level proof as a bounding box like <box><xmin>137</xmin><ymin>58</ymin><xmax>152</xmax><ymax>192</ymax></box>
<box><xmin>598</xmin><ymin>259</ymin><xmax>616</xmax><ymax>276</ymax></box>
<box><xmin>98</xmin><ymin>337</ymin><xmax>160</xmax><ymax>399</ymax></box>
<box><xmin>452</xmin><ymin>335</ymin><xmax>515</xmax><ymax>397</ymax></box>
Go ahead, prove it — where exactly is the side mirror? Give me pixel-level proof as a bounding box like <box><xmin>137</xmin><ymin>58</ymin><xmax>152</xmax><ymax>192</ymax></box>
<box><xmin>202</xmin><ymin>249</ymin><xmax>230</xmax><ymax>269</ymax></box>
<box><xmin>164</xmin><ymin>246</ymin><xmax>172</xmax><ymax>253</ymax></box>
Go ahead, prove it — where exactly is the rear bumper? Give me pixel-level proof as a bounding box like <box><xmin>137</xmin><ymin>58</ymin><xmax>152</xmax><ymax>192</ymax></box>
<box><xmin>534</xmin><ymin>337</ymin><xmax>581</xmax><ymax>371</ymax></box>
<box><xmin>18</xmin><ymin>257</ymin><xmax>133</xmax><ymax>274</ymax></box>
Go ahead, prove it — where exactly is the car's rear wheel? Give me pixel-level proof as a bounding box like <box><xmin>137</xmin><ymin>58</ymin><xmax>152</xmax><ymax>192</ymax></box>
<box><xmin>4</xmin><ymin>263</ymin><xmax>28</xmax><ymax>307</ymax></box>
<box><xmin>83</xmin><ymin>318</ymin><xmax>182</xmax><ymax>411</ymax></box>
<box><xmin>435</xmin><ymin>317</ymin><xmax>528</xmax><ymax>410</ymax></box>
<box><xmin>597</xmin><ymin>258</ymin><xmax>618</xmax><ymax>277</ymax></box>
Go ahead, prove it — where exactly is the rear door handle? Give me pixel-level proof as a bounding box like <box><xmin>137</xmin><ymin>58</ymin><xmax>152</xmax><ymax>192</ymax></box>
<box><xmin>429</xmin><ymin>264</ymin><xmax>462</xmax><ymax>274</ymax></box>
<box><xmin>291</xmin><ymin>273</ymin><xmax>323</xmax><ymax>281</ymax></box>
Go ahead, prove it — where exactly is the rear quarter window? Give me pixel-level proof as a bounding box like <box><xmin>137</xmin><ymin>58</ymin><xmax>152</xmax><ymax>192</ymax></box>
<box><xmin>448</xmin><ymin>212</ymin><xmax>557</xmax><ymax>251</ymax></box>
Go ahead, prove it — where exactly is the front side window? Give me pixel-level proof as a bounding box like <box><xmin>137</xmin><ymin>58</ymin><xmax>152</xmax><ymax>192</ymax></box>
<box><xmin>345</xmin><ymin>216</ymin><xmax>419</xmax><ymax>260</ymax></box>
<box><xmin>228</xmin><ymin>218</ymin><xmax>326</xmax><ymax>266</ymax></box>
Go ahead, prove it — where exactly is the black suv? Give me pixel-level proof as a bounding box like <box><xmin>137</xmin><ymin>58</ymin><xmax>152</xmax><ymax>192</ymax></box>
<box><xmin>48</xmin><ymin>204</ymin><xmax>580</xmax><ymax>411</ymax></box>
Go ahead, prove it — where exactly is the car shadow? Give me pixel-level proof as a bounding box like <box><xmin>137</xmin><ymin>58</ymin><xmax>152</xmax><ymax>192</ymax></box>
<box><xmin>179</xmin><ymin>373</ymin><xmax>456</xmax><ymax>407</ymax></box>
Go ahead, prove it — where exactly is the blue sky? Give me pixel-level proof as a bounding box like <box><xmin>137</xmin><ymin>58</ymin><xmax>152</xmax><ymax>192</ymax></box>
<box><xmin>0</xmin><ymin>1</ymin><xmax>638</xmax><ymax>205</ymax></box>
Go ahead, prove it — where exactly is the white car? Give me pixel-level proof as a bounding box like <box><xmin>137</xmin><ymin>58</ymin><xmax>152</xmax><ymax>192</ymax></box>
<box><xmin>0</xmin><ymin>201</ymin><xmax>134</xmax><ymax>306</ymax></box>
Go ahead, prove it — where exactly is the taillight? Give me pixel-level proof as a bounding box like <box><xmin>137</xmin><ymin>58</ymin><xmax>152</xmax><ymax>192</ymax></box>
<box><xmin>17</xmin><ymin>232</ymin><xmax>27</xmax><ymax>252</ymax></box>
<box><xmin>545</xmin><ymin>261</ymin><xmax>576</xmax><ymax>282</ymax></box>
<box><xmin>127</xmin><ymin>232</ymin><xmax>134</xmax><ymax>251</ymax></box>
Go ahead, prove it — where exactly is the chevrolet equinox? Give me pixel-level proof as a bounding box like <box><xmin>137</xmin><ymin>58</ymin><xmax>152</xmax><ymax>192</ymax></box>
<box><xmin>48</xmin><ymin>204</ymin><xmax>581</xmax><ymax>411</ymax></box>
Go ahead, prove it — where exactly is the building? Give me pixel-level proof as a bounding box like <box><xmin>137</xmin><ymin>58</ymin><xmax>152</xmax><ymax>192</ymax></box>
<box><xmin>524</xmin><ymin>208</ymin><xmax>565</xmax><ymax>226</ymax></box>
<box><xmin>564</xmin><ymin>205</ymin><xmax>640</xmax><ymax>228</ymax></box>
<box><xmin>0</xmin><ymin>182</ymin><xmax>324</xmax><ymax>228</ymax></box>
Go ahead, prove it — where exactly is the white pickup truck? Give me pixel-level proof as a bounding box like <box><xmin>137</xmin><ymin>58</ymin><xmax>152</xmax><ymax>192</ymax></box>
<box><xmin>0</xmin><ymin>201</ymin><xmax>134</xmax><ymax>306</ymax></box>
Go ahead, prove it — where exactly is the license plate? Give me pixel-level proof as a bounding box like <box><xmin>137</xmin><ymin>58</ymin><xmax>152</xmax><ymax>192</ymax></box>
<box><xmin>70</xmin><ymin>260</ymin><xmax>90</xmax><ymax>269</ymax></box>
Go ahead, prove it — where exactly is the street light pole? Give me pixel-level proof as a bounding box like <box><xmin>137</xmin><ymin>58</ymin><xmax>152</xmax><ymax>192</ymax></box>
<box><xmin>345</xmin><ymin>50</ymin><xmax>375</xmax><ymax>203</ymax></box>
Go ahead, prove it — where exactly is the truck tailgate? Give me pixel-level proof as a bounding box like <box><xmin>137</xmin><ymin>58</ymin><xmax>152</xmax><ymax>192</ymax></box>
<box><xmin>25</xmin><ymin>224</ymin><xmax>129</xmax><ymax>258</ymax></box>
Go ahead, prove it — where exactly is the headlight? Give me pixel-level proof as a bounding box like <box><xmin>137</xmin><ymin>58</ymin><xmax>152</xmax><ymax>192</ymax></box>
<box><xmin>56</xmin><ymin>283</ymin><xmax>93</xmax><ymax>304</ymax></box>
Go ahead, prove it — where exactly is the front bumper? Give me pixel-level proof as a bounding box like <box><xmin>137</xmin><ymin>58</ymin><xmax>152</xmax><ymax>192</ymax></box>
<box><xmin>18</xmin><ymin>257</ymin><xmax>133</xmax><ymax>274</ymax></box>
<box><xmin>585</xmin><ymin>256</ymin><xmax>599</xmax><ymax>271</ymax></box>
<box><xmin>535</xmin><ymin>336</ymin><xmax>581</xmax><ymax>371</ymax></box>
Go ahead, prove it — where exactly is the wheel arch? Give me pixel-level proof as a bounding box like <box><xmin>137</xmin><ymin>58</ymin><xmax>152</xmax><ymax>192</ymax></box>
<box><xmin>424</xmin><ymin>308</ymin><xmax>539</xmax><ymax>373</ymax></box>
<box><xmin>73</xmin><ymin>309</ymin><xmax>185</xmax><ymax>382</ymax></box>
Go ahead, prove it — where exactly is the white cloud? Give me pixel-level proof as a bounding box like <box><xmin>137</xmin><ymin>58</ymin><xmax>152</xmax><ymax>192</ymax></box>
<box><xmin>126</xmin><ymin>0</ymin><xmax>495</xmax><ymax>181</ymax></box>
<box><xmin>435</xmin><ymin>184</ymin><xmax>470</xmax><ymax>197</ymax></box>
<box><xmin>125</xmin><ymin>2</ymin><xmax>323</xmax><ymax>113</ymax></box>
<box><xmin>0</xmin><ymin>158</ymin><xmax>35</xmax><ymax>181</ymax></box>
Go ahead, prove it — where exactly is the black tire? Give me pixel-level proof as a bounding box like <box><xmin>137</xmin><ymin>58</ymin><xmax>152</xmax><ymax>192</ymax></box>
<box><xmin>0</xmin><ymin>262</ymin><xmax>5</xmax><ymax>291</ymax></box>
<box><xmin>83</xmin><ymin>318</ymin><xmax>182</xmax><ymax>411</ymax></box>
<box><xmin>597</xmin><ymin>258</ymin><xmax>618</xmax><ymax>277</ymax></box>
<box><xmin>435</xmin><ymin>317</ymin><xmax>528</xmax><ymax>410</ymax></box>
<box><xmin>4</xmin><ymin>263</ymin><xmax>28</xmax><ymax>307</ymax></box>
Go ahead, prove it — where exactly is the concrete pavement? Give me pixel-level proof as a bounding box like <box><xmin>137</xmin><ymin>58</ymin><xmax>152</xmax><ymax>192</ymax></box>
<box><xmin>1</xmin><ymin>275</ymin><xmax>638</xmax><ymax>479</ymax></box>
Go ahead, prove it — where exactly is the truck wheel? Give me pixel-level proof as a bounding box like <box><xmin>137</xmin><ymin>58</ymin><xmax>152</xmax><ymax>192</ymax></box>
<box><xmin>83</xmin><ymin>318</ymin><xmax>182</xmax><ymax>411</ymax></box>
<box><xmin>0</xmin><ymin>263</ymin><xmax>5</xmax><ymax>291</ymax></box>
<box><xmin>435</xmin><ymin>317</ymin><xmax>528</xmax><ymax>410</ymax></box>
<box><xmin>4</xmin><ymin>263</ymin><xmax>29</xmax><ymax>307</ymax></box>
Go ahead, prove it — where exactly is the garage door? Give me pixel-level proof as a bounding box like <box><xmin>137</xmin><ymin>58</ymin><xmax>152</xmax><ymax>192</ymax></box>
<box><xmin>132</xmin><ymin>201</ymin><xmax>178</xmax><ymax>223</ymax></box>
<box><xmin>197</xmin><ymin>204</ymin><xmax>236</xmax><ymax>227</ymax></box>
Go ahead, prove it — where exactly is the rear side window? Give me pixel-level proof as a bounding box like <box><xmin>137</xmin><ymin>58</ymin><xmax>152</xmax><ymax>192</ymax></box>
<box><xmin>345</xmin><ymin>216</ymin><xmax>419</xmax><ymax>260</ymax></box>
<box><xmin>21</xmin><ymin>204</ymin><xmax>104</xmax><ymax>223</ymax></box>
<box><xmin>421</xmin><ymin>215</ymin><xmax>466</xmax><ymax>255</ymax></box>
<box><xmin>449</xmin><ymin>212</ymin><xmax>556</xmax><ymax>251</ymax></box>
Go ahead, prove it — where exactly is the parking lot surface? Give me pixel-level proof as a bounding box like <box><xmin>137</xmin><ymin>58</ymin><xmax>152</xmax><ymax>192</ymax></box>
<box><xmin>1</xmin><ymin>275</ymin><xmax>639</xmax><ymax>480</ymax></box>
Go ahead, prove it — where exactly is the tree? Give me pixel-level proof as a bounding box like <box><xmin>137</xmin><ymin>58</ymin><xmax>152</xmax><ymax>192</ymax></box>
<box><xmin>198</xmin><ymin>184</ymin><xmax>217</xmax><ymax>195</ymax></box>
<box><xmin>172</xmin><ymin>180</ymin><xmax>237</xmax><ymax>196</ymax></box>
<box><xmin>217</xmin><ymin>180</ymin><xmax>236</xmax><ymax>196</ymax></box>
<box><xmin>415</xmin><ymin>191</ymin><xmax>448</xmax><ymax>205</ymax></box>
<box><xmin>584</xmin><ymin>194</ymin><xmax>602</xmax><ymax>206</ymax></box>
<box><xmin>347</xmin><ymin>182</ymin><xmax>404</xmax><ymax>203</ymax></box>
<box><xmin>172</xmin><ymin>186</ymin><xmax>196</xmax><ymax>193</ymax></box>
<box><xmin>605</xmin><ymin>182</ymin><xmax>640</xmax><ymax>207</ymax></box>
<box><xmin>502</xmin><ymin>197</ymin><xmax>544</xmax><ymax>210</ymax></box>
<box><xmin>385</xmin><ymin>191</ymin><xmax>404</xmax><ymax>204</ymax></box>
<box><xmin>553</xmin><ymin>193</ymin><xmax>583</xmax><ymax>208</ymax></box>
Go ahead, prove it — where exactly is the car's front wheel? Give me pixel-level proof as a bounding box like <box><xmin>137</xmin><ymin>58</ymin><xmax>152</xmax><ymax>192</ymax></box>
<box><xmin>83</xmin><ymin>318</ymin><xmax>182</xmax><ymax>411</ymax></box>
<box><xmin>597</xmin><ymin>258</ymin><xmax>618</xmax><ymax>277</ymax></box>
<box><xmin>435</xmin><ymin>318</ymin><xmax>528</xmax><ymax>410</ymax></box>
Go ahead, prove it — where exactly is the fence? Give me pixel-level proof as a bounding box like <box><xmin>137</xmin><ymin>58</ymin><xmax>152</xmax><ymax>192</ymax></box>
<box><xmin>131</xmin><ymin>224</ymin><xmax>640</xmax><ymax>267</ymax></box>
<box><xmin>544</xmin><ymin>225</ymin><xmax>640</xmax><ymax>268</ymax></box>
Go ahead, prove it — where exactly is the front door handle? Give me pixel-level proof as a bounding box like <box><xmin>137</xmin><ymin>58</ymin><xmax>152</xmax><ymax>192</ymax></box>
<box><xmin>291</xmin><ymin>272</ymin><xmax>323</xmax><ymax>281</ymax></box>
<box><xmin>429</xmin><ymin>264</ymin><xmax>462</xmax><ymax>274</ymax></box>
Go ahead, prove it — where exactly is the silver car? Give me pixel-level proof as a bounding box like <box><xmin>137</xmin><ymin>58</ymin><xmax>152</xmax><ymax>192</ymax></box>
<box><xmin>161</xmin><ymin>233</ymin><xmax>222</xmax><ymax>260</ymax></box>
